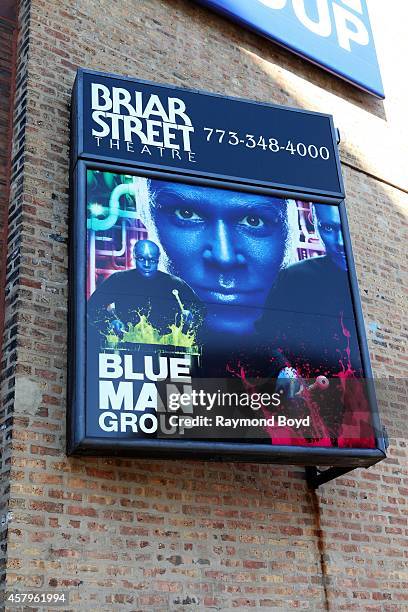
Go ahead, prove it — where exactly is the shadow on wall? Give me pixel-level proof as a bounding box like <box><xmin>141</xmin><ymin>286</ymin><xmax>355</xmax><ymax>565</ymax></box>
<box><xmin>186</xmin><ymin>0</ymin><xmax>388</xmax><ymax>121</ymax></box>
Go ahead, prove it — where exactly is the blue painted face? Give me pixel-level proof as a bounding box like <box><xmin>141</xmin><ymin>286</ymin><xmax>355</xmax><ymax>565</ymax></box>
<box><xmin>314</xmin><ymin>205</ymin><xmax>347</xmax><ymax>272</ymax></box>
<box><xmin>134</xmin><ymin>240</ymin><xmax>160</xmax><ymax>278</ymax></box>
<box><xmin>151</xmin><ymin>183</ymin><xmax>287</xmax><ymax>335</ymax></box>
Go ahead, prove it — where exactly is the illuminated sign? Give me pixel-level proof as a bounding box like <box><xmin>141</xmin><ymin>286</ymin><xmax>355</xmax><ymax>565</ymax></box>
<box><xmin>68</xmin><ymin>70</ymin><xmax>386</xmax><ymax>484</ymax></box>
<box><xmin>195</xmin><ymin>0</ymin><xmax>384</xmax><ymax>98</ymax></box>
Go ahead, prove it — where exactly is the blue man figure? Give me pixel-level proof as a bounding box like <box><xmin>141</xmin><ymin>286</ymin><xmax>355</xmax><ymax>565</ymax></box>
<box><xmin>257</xmin><ymin>204</ymin><xmax>361</xmax><ymax>374</ymax></box>
<box><xmin>314</xmin><ymin>204</ymin><xmax>347</xmax><ymax>272</ymax></box>
<box><xmin>87</xmin><ymin>239</ymin><xmax>202</xmax><ymax>338</ymax></box>
<box><xmin>149</xmin><ymin>182</ymin><xmax>289</xmax><ymax>339</ymax></box>
<box><xmin>144</xmin><ymin>181</ymin><xmax>300</xmax><ymax>395</ymax></box>
<box><xmin>133</xmin><ymin>239</ymin><xmax>160</xmax><ymax>278</ymax></box>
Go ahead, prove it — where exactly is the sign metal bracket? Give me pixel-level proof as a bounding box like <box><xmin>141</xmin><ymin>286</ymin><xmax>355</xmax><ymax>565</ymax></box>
<box><xmin>305</xmin><ymin>466</ymin><xmax>357</xmax><ymax>489</ymax></box>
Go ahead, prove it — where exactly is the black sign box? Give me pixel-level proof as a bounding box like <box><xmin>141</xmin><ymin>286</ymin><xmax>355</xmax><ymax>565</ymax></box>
<box><xmin>71</xmin><ymin>69</ymin><xmax>344</xmax><ymax>199</ymax></box>
<box><xmin>68</xmin><ymin>69</ymin><xmax>386</xmax><ymax>484</ymax></box>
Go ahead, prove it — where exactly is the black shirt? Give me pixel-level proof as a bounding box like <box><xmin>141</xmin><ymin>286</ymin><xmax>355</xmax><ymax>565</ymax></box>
<box><xmin>87</xmin><ymin>268</ymin><xmax>203</xmax><ymax>335</ymax></box>
<box><xmin>256</xmin><ymin>256</ymin><xmax>362</xmax><ymax>375</ymax></box>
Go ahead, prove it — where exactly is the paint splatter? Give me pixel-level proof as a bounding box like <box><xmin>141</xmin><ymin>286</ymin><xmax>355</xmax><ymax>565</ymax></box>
<box><xmin>225</xmin><ymin>312</ymin><xmax>375</xmax><ymax>448</ymax></box>
<box><xmin>105</xmin><ymin>312</ymin><xmax>199</xmax><ymax>349</ymax></box>
<box><xmin>226</xmin><ymin>360</ymin><xmax>332</xmax><ymax>446</ymax></box>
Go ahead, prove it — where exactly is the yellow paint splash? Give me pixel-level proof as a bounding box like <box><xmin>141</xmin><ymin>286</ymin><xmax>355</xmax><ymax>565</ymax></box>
<box><xmin>105</xmin><ymin>313</ymin><xmax>199</xmax><ymax>350</ymax></box>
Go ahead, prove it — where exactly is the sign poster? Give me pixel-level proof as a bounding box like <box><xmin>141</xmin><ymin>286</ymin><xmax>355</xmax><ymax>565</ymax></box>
<box><xmin>68</xmin><ymin>70</ymin><xmax>385</xmax><ymax>466</ymax></box>
<box><xmin>84</xmin><ymin>169</ymin><xmax>375</xmax><ymax>449</ymax></box>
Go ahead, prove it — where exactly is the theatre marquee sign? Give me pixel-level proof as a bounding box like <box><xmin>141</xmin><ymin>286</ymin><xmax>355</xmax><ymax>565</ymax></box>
<box><xmin>72</xmin><ymin>70</ymin><xmax>343</xmax><ymax>198</ymax></box>
<box><xmin>68</xmin><ymin>69</ymin><xmax>386</xmax><ymax>485</ymax></box>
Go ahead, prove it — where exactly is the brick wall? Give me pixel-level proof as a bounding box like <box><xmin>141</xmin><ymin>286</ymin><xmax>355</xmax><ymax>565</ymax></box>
<box><xmin>0</xmin><ymin>0</ymin><xmax>18</xmax><ymax>594</ymax></box>
<box><xmin>1</xmin><ymin>0</ymin><xmax>407</xmax><ymax>609</ymax></box>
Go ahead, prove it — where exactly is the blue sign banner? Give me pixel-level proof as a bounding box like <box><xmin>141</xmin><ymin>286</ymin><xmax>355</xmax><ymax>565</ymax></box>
<box><xmin>72</xmin><ymin>69</ymin><xmax>344</xmax><ymax>198</ymax></box>
<box><xmin>196</xmin><ymin>0</ymin><xmax>384</xmax><ymax>98</ymax></box>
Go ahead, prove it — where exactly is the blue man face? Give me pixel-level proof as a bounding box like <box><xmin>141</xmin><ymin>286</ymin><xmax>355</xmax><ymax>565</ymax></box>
<box><xmin>134</xmin><ymin>240</ymin><xmax>160</xmax><ymax>278</ymax></box>
<box><xmin>150</xmin><ymin>183</ymin><xmax>287</xmax><ymax>334</ymax></box>
<box><xmin>314</xmin><ymin>205</ymin><xmax>347</xmax><ymax>271</ymax></box>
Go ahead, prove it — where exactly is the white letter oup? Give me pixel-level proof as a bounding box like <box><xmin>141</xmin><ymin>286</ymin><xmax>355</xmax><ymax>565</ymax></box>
<box><xmin>292</xmin><ymin>0</ymin><xmax>332</xmax><ymax>37</ymax></box>
<box><xmin>333</xmin><ymin>3</ymin><xmax>369</xmax><ymax>51</ymax></box>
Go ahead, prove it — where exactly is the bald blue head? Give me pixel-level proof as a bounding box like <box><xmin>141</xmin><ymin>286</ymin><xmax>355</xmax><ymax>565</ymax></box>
<box><xmin>134</xmin><ymin>240</ymin><xmax>160</xmax><ymax>278</ymax></box>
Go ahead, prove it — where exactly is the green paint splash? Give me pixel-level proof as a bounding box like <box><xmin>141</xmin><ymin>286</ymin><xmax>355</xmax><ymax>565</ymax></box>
<box><xmin>122</xmin><ymin>315</ymin><xmax>162</xmax><ymax>345</ymax></box>
<box><xmin>105</xmin><ymin>313</ymin><xmax>199</xmax><ymax>350</ymax></box>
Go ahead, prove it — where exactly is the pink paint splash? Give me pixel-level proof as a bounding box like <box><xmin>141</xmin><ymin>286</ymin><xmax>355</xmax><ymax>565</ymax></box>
<box><xmin>335</xmin><ymin>313</ymin><xmax>375</xmax><ymax>449</ymax></box>
<box><xmin>226</xmin><ymin>360</ymin><xmax>332</xmax><ymax>447</ymax></box>
<box><xmin>336</xmin><ymin>311</ymin><xmax>356</xmax><ymax>381</ymax></box>
<box><xmin>225</xmin><ymin>311</ymin><xmax>376</xmax><ymax>449</ymax></box>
